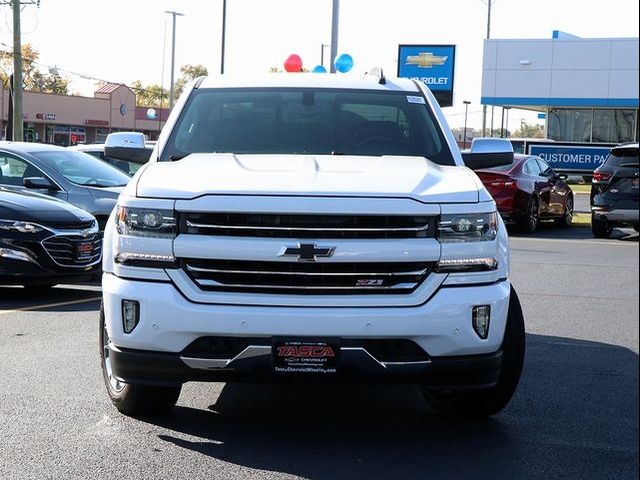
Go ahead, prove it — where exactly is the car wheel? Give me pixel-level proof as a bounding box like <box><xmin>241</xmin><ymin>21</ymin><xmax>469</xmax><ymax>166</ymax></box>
<box><xmin>421</xmin><ymin>285</ymin><xmax>525</xmax><ymax>418</ymax></box>
<box><xmin>591</xmin><ymin>215</ymin><xmax>613</xmax><ymax>239</ymax></box>
<box><xmin>556</xmin><ymin>195</ymin><xmax>573</xmax><ymax>228</ymax></box>
<box><xmin>520</xmin><ymin>197</ymin><xmax>539</xmax><ymax>233</ymax></box>
<box><xmin>99</xmin><ymin>305</ymin><xmax>181</xmax><ymax>416</ymax></box>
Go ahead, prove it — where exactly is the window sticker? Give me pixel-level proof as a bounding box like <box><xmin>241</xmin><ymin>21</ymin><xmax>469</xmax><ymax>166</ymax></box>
<box><xmin>407</xmin><ymin>95</ymin><xmax>426</xmax><ymax>104</ymax></box>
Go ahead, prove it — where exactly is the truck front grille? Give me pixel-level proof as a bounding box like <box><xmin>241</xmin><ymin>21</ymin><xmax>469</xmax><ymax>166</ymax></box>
<box><xmin>42</xmin><ymin>234</ymin><xmax>102</xmax><ymax>267</ymax></box>
<box><xmin>180</xmin><ymin>213</ymin><xmax>435</xmax><ymax>239</ymax></box>
<box><xmin>182</xmin><ymin>259</ymin><xmax>434</xmax><ymax>295</ymax></box>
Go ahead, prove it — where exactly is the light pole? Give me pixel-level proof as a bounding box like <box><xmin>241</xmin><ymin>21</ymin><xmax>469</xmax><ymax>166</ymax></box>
<box><xmin>329</xmin><ymin>0</ymin><xmax>339</xmax><ymax>73</ymax></box>
<box><xmin>220</xmin><ymin>0</ymin><xmax>227</xmax><ymax>74</ymax></box>
<box><xmin>463</xmin><ymin>100</ymin><xmax>471</xmax><ymax>149</ymax></box>
<box><xmin>165</xmin><ymin>10</ymin><xmax>184</xmax><ymax>109</ymax></box>
<box><xmin>320</xmin><ymin>44</ymin><xmax>329</xmax><ymax>68</ymax></box>
<box><xmin>505</xmin><ymin>106</ymin><xmax>511</xmax><ymax>138</ymax></box>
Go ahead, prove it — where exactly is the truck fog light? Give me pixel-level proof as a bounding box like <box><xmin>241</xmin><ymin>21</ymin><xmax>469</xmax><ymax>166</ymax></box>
<box><xmin>122</xmin><ymin>300</ymin><xmax>140</xmax><ymax>334</ymax></box>
<box><xmin>472</xmin><ymin>305</ymin><xmax>491</xmax><ymax>339</ymax></box>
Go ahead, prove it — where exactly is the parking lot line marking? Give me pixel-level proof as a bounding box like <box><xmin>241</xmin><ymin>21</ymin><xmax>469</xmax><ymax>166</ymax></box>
<box><xmin>0</xmin><ymin>296</ymin><xmax>102</xmax><ymax>316</ymax></box>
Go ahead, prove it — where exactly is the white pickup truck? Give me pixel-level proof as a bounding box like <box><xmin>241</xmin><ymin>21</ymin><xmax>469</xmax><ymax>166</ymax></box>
<box><xmin>100</xmin><ymin>72</ymin><xmax>525</xmax><ymax>417</ymax></box>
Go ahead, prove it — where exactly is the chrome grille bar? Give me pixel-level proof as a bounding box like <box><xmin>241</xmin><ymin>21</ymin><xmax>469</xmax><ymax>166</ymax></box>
<box><xmin>186</xmin><ymin>264</ymin><xmax>428</xmax><ymax>277</ymax></box>
<box><xmin>182</xmin><ymin>259</ymin><xmax>433</xmax><ymax>295</ymax></box>
<box><xmin>186</xmin><ymin>220</ymin><xmax>430</xmax><ymax>232</ymax></box>
<box><xmin>194</xmin><ymin>279</ymin><xmax>420</xmax><ymax>290</ymax></box>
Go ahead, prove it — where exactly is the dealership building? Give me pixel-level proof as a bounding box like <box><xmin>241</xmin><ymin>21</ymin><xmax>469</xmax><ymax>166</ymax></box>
<box><xmin>1</xmin><ymin>83</ymin><xmax>169</xmax><ymax>145</ymax></box>
<box><xmin>481</xmin><ymin>33</ymin><xmax>639</xmax><ymax>144</ymax></box>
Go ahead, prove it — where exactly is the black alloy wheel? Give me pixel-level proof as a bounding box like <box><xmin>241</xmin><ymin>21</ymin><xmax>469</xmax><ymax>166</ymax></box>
<box><xmin>556</xmin><ymin>195</ymin><xmax>573</xmax><ymax>228</ymax></box>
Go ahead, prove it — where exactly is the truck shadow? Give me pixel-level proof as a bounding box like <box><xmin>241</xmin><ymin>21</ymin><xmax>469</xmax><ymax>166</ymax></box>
<box><xmin>147</xmin><ymin>334</ymin><xmax>639</xmax><ymax>480</ymax></box>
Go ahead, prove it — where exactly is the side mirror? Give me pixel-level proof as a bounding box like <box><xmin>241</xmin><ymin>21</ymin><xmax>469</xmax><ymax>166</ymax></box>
<box><xmin>557</xmin><ymin>173</ymin><xmax>568</xmax><ymax>181</ymax></box>
<box><xmin>23</xmin><ymin>176</ymin><xmax>58</xmax><ymax>190</ymax></box>
<box><xmin>461</xmin><ymin>138</ymin><xmax>514</xmax><ymax>170</ymax></box>
<box><xmin>104</xmin><ymin>132</ymin><xmax>151</xmax><ymax>163</ymax></box>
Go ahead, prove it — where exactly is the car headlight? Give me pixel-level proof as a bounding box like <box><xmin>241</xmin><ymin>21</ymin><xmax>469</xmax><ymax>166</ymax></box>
<box><xmin>0</xmin><ymin>219</ymin><xmax>45</xmax><ymax>234</ymax></box>
<box><xmin>437</xmin><ymin>212</ymin><xmax>498</xmax><ymax>243</ymax></box>
<box><xmin>116</xmin><ymin>207</ymin><xmax>176</xmax><ymax>238</ymax></box>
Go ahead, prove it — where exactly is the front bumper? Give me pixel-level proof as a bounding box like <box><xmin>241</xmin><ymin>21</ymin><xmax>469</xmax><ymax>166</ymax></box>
<box><xmin>591</xmin><ymin>207</ymin><xmax>639</xmax><ymax>224</ymax></box>
<box><xmin>108</xmin><ymin>342</ymin><xmax>503</xmax><ymax>389</ymax></box>
<box><xmin>103</xmin><ymin>273</ymin><xmax>511</xmax><ymax>385</ymax></box>
<box><xmin>0</xmin><ymin>251</ymin><xmax>100</xmax><ymax>285</ymax></box>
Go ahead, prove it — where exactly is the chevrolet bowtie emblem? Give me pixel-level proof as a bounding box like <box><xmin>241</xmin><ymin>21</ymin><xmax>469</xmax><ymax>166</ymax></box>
<box><xmin>405</xmin><ymin>52</ymin><xmax>448</xmax><ymax>68</ymax></box>
<box><xmin>280</xmin><ymin>243</ymin><xmax>336</xmax><ymax>262</ymax></box>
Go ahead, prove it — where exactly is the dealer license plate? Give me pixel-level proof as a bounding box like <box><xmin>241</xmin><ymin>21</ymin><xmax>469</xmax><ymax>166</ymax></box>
<box><xmin>76</xmin><ymin>242</ymin><xmax>94</xmax><ymax>260</ymax></box>
<box><xmin>272</xmin><ymin>338</ymin><xmax>340</xmax><ymax>374</ymax></box>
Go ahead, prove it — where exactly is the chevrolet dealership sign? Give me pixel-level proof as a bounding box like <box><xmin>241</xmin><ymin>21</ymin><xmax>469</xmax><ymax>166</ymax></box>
<box><xmin>398</xmin><ymin>44</ymin><xmax>456</xmax><ymax>107</ymax></box>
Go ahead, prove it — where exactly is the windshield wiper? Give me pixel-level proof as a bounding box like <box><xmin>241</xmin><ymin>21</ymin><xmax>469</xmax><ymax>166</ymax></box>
<box><xmin>169</xmin><ymin>154</ymin><xmax>189</xmax><ymax>161</ymax></box>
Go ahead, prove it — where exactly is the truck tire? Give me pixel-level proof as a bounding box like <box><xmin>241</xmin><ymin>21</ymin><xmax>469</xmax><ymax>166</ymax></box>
<box><xmin>591</xmin><ymin>215</ymin><xmax>613</xmax><ymax>238</ymax></box>
<box><xmin>99</xmin><ymin>305</ymin><xmax>181</xmax><ymax>416</ymax></box>
<box><xmin>421</xmin><ymin>285</ymin><xmax>525</xmax><ymax>418</ymax></box>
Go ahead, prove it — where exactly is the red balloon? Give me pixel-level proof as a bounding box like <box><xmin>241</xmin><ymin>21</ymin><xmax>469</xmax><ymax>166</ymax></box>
<box><xmin>284</xmin><ymin>54</ymin><xmax>303</xmax><ymax>72</ymax></box>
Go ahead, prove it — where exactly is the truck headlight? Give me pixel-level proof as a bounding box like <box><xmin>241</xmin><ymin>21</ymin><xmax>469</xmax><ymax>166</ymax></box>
<box><xmin>437</xmin><ymin>212</ymin><xmax>498</xmax><ymax>243</ymax></box>
<box><xmin>116</xmin><ymin>207</ymin><xmax>176</xmax><ymax>238</ymax></box>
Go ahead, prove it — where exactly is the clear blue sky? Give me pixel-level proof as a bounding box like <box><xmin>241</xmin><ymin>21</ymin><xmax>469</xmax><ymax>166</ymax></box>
<box><xmin>3</xmin><ymin>0</ymin><xmax>638</xmax><ymax>132</ymax></box>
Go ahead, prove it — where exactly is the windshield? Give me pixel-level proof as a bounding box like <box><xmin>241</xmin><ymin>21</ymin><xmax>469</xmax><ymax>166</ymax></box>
<box><xmin>29</xmin><ymin>150</ymin><xmax>130</xmax><ymax>187</ymax></box>
<box><xmin>161</xmin><ymin>88</ymin><xmax>455</xmax><ymax>166</ymax></box>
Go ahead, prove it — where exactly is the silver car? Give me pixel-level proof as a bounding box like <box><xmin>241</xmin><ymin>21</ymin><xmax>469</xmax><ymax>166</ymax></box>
<box><xmin>0</xmin><ymin>142</ymin><xmax>131</xmax><ymax>230</ymax></box>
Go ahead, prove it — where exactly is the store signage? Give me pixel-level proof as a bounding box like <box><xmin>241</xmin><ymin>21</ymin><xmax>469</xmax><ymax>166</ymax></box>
<box><xmin>397</xmin><ymin>44</ymin><xmax>456</xmax><ymax>107</ymax></box>
<box><xmin>84</xmin><ymin>119</ymin><xmax>109</xmax><ymax>126</ymax></box>
<box><xmin>529</xmin><ymin>144</ymin><xmax>612</xmax><ymax>172</ymax></box>
<box><xmin>35</xmin><ymin>113</ymin><xmax>58</xmax><ymax>121</ymax></box>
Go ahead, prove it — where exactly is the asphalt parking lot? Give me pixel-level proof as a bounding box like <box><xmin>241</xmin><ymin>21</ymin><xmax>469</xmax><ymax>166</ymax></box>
<box><xmin>1</xmin><ymin>226</ymin><xmax>638</xmax><ymax>480</ymax></box>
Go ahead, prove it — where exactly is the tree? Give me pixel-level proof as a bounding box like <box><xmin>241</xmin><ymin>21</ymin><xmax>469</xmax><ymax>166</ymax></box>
<box><xmin>512</xmin><ymin>122</ymin><xmax>544</xmax><ymax>139</ymax></box>
<box><xmin>1</xmin><ymin>43</ymin><xmax>69</xmax><ymax>95</ymax></box>
<box><xmin>131</xmin><ymin>64</ymin><xmax>208</xmax><ymax>107</ymax></box>
<box><xmin>131</xmin><ymin>80</ymin><xmax>169</xmax><ymax>108</ymax></box>
<box><xmin>174</xmin><ymin>64</ymin><xmax>208</xmax><ymax>98</ymax></box>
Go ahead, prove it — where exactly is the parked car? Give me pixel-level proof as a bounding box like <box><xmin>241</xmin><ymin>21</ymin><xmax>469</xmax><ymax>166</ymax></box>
<box><xmin>591</xmin><ymin>143</ymin><xmax>639</xmax><ymax>238</ymax></box>
<box><xmin>476</xmin><ymin>154</ymin><xmax>574</xmax><ymax>232</ymax></box>
<box><xmin>68</xmin><ymin>135</ymin><xmax>153</xmax><ymax>175</ymax></box>
<box><xmin>0</xmin><ymin>142</ymin><xmax>131</xmax><ymax>231</ymax></box>
<box><xmin>0</xmin><ymin>187</ymin><xmax>101</xmax><ymax>291</ymax></box>
<box><xmin>99</xmin><ymin>73</ymin><xmax>525</xmax><ymax>418</ymax></box>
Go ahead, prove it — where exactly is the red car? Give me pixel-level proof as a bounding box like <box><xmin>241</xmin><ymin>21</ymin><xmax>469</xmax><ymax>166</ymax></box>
<box><xmin>476</xmin><ymin>154</ymin><xmax>574</xmax><ymax>232</ymax></box>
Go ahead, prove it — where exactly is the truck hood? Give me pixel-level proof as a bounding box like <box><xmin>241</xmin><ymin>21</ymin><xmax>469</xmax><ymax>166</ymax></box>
<box><xmin>135</xmin><ymin>154</ymin><xmax>480</xmax><ymax>203</ymax></box>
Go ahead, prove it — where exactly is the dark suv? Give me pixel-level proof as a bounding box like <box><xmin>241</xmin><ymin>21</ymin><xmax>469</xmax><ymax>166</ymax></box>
<box><xmin>591</xmin><ymin>143</ymin><xmax>639</xmax><ymax>238</ymax></box>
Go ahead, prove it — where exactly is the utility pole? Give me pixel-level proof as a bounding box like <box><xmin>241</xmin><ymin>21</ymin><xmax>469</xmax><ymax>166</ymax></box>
<box><xmin>329</xmin><ymin>0</ymin><xmax>339</xmax><ymax>73</ymax></box>
<box><xmin>481</xmin><ymin>0</ymin><xmax>492</xmax><ymax>137</ymax></box>
<box><xmin>12</xmin><ymin>0</ymin><xmax>22</xmax><ymax>142</ymax></box>
<box><xmin>165</xmin><ymin>10</ymin><xmax>184</xmax><ymax>109</ymax></box>
<box><xmin>0</xmin><ymin>0</ymin><xmax>39</xmax><ymax>142</ymax></box>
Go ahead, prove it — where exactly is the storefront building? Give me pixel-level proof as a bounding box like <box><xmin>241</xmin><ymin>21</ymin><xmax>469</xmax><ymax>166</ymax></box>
<box><xmin>481</xmin><ymin>33</ymin><xmax>639</xmax><ymax>144</ymax></box>
<box><xmin>1</xmin><ymin>83</ymin><xmax>170</xmax><ymax>144</ymax></box>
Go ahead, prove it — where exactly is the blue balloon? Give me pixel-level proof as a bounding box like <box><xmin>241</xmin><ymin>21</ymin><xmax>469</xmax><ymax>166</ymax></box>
<box><xmin>312</xmin><ymin>65</ymin><xmax>327</xmax><ymax>73</ymax></box>
<box><xmin>334</xmin><ymin>53</ymin><xmax>354</xmax><ymax>73</ymax></box>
